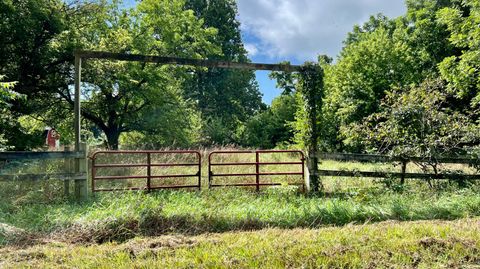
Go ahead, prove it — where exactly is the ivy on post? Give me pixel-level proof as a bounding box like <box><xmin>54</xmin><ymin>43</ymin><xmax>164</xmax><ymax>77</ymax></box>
<box><xmin>298</xmin><ymin>62</ymin><xmax>324</xmax><ymax>192</ymax></box>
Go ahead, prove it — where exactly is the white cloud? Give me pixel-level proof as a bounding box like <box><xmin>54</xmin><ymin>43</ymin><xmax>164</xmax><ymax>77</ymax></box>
<box><xmin>244</xmin><ymin>43</ymin><xmax>259</xmax><ymax>56</ymax></box>
<box><xmin>237</xmin><ymin>0</ymin><xmax>406</xmax><ymax>61</ymax></box>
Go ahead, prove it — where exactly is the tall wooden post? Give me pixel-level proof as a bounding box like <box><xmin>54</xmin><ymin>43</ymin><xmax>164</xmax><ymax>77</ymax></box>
<box><xmin>74</xmin><ymin>55</ymin><xmax>87</xmax><ymax>199</ymax></box>
<box><xmin>74</xmin><ymin>55</ymin><xmax>81</xmax><ymax>151</ymax></box>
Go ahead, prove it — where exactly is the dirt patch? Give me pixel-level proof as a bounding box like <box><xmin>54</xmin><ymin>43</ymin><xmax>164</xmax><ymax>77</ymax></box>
<box><xmin>419</xmin><ymin>237</ymin><xmax>477</xmax><ymax>250</ymax></box>
<box><xmin>118</xmin><ymin>235</ymin><xmax>199</xmax><ymax>259</ymax></box>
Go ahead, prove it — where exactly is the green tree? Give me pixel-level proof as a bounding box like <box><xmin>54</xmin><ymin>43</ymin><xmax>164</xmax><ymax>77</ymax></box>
<box><xmin>0</xmin><ymin>76</ymin><xmax>17</xmax><ymax>150</ymax></box>
<box><xmin>320</xmin><ymin>0</ymin><xmax>469</xmax><ymax>152</ymax></box>
<box><xmin>438</xmin><ymin>0</ymin><xmax>480</xmax><ymax>111</ymax></box>
<box><xmin>184</xmin><ymin>0</ymin><xmax>264</xmax><ymax>145</ymax></box>
<box><xmin>403</xmin><ymin>0</ymin><xmax>462</xmax><ymax>72</ymax></box>
<box><xmin>345</xmin><ymin>79</ymin><xmax>479</xmax><ymax>158</ymax></box>
<box><xmin>0</xmin><ymin>0</ymin><xmax>221</xmax><ymax>150</ymax></box>
<box><xmin>70</xmin><ymin>0</ymin><xmax>219</xmax><ymax>149</ymax></box>
<box><xmin>0</xmin><ymin>0</ymin><xmax>71</xmax><ymax>150</ymax></box>
<box><xmin>324</xmin><ymin>26</ymin><xmax>421</xmax><ymax>151</ymax></box>
<box><xmin>239</xmin><ymin>94</ymin><xmax>297</xmax><ymax>149</ymax></box>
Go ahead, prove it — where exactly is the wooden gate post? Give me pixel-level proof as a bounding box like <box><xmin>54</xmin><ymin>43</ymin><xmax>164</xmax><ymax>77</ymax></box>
<box><xmin>305</xmin><ymin>152</ymin><xmax>319</xmax><ymax>192</ymax></box>
<box><xmin>63</xmin><ymin>146</ymin><xmax>72</xmax><ymax>197</ymax></box>
<box><xmin>74</xmin><ymin>142</ymin><xmax>88</xmax><ymax>200</ymax></box>
<box><xmin>298</xmin><ymin>62</ymin><xmax>324</xmax><ymax>192</ymax></box>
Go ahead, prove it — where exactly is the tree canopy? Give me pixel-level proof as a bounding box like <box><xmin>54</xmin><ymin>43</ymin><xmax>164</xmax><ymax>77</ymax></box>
<box><xmin>0</xmin><ymin>0</ymin><xmax>479</xmax><ymax>155</ymax></box>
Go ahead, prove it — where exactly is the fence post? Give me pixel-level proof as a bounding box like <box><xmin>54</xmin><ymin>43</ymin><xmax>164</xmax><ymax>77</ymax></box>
<box><xmin>63</xmin><ymin>146</ymin><xmax>71</xmax><ymax>197</ymax></box>
<box><xmin>255</xmin><ymin>151</ymin><xmax>260</xmax><ymax>191</ymax></box>
<box><xmin>306</xmin><ymin>151</ymin><xmax>319</xmax><ymax>192</ymax></box>
<box><xmin>74</xmin><ymin>142</ymin><xmax>88</xmax><ymax>200</ymax></box>
<box><xmin>400</xmin><ymin>160</ymin><xmax>407</xmax><ymax>185</ymax></box>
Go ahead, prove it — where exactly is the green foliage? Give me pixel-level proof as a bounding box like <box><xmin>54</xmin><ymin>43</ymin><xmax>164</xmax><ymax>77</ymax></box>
<box><xmin>321</xmin><ymin>0</ymin><xmax>479</xmax><ymax>152</ymax></box>
<box><xmin>183</xmin><ymin>0</ymin><xmax>264</xmax><ymax>145</ymax></box>
<box><xmin>64</xmin><ymin>0</ymin><xmax>220</xmax><ymax>149</ymax></box>
<box><xmin>0</xmin><ymin>75</ymin><xmax>24</xmax><ymax>150</ymax></box>
<box><xmin>438</xmin><ymin>0</ymin><xmax>480</xmax><ymax>108</ymax></box>
<box><xmin>239</xmin><ymin>94</ymin><xmax>297</xmax><ymax>148</ymax></box>
<box><xmin>0</xmin><ymin>0</ymin><xmax>261</xmax><ymax>150</ymax></box>
<box><xmin>296</xmin><ymin>63</ymin><xmax>324</xmax><ymax>152</ymax></box>
<box><xmin>0</xmin><ymin>76</ymin><xmax>16</xmax><ymax>105</ymax></box>
<box><xmin>344</xmin><ymin>79</ymin><xmax>480</xmax><ymax>157</ymax></box>
<box><xmin>326</xmin><ymin>27</ymin><xmax>420</xmax><ymax>128</ymax></box>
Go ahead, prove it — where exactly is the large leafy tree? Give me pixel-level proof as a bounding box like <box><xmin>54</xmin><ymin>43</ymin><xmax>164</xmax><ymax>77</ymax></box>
<box><xmin>324</xmin><ymin>26</ymin><xmax>421</xmax><ymax>151</ymax></box>
<box><xmin>319</xmin><ymin>0</ymin><xmax>468</xmax><ymax>152</ymax></box>
<box><xmin>345</xmin><ymin>79</ymin><xmax>480</xmax><ymax>158</ymax></box>
<box><xmin>0</xmin><ymin>0</ymin><xmax>221</xmax><ymax>150</ymax></box>
<box><xmin>184</xmin><ymin>0</ymin><xmax>264</xmax><ymax>145</ymax></box>
<box><xmin>438</xmin><ymin>0</ymin><xmax>480</xmax><ymax>113</ymax></box>
<box><xmin>0</xmin><ymin>0</ymin><xmax>71</xmax><ymax>150</ymax></box>
<box><xmin>68</xmin><ymin>0</ymin><xmax>220</xmax><ymax>149</ymax></box>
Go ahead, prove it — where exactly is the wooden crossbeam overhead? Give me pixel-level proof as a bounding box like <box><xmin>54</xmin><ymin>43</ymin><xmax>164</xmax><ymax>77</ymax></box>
<box><xmin>73</xmin><ymin>50</ymin><xmax>301</xmax><ymax>150</ymax></box>
<box><xmin>74</xmin><ymin>50</ymin><xmax>302</xmax><ymax>72</ymax></box>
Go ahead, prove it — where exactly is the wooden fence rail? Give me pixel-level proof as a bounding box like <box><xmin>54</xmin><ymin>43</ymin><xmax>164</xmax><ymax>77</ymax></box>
<box><xmin>318</xmin><ymin>153</ymin><xmax>480</xmax><ymax>184</ymax></box>
<box><xmin>0</xmin><ymin>143</ymin><xmax>88</xmax><ymax>199</ymax></box>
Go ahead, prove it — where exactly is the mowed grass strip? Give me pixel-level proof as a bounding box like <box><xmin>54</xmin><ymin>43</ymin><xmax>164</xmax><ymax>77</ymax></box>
<box><xmin>1</xmin><ymin>218</ymin><xmax>479</xmax><ymax>268</ymax></box>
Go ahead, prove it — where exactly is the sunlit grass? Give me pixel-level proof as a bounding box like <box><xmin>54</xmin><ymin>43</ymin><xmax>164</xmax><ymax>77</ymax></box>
<box><xmin>2</xmin><ymin>218</ymin><xmax>479</xmax><ymax>268</ymax></box>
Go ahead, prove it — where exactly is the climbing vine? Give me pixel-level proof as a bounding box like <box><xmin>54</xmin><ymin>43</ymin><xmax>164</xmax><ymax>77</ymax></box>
<box><xmin>298</xmin><ymin>62</ymin><xmax>324</xmax><ymax>192</ymax></box>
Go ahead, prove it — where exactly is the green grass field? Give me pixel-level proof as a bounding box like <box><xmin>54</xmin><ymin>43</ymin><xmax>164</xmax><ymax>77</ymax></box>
<box><xmin>1</xmin><ymin>153</ymin><xmax>480</xmax><ymax>268</ymax></box>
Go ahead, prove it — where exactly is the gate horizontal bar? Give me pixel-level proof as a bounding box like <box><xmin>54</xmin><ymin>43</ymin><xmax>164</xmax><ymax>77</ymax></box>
<box><xmin>94</xmin><ymin>185</ymin><xmax>200</xmax><ymax>192</ymax></box>
<box><xmin>210</xmin><ymin>161</ymin><xmax>304</xmax><ymax>166</ymax></box>
<box><xmin>211</xmin><ymin>172</ymin><xmax>304</xmax><ymax>177</ymax></box>
<box><xmin>210</xmin><ymin>182</ymin><xmax>304</xmax><ymax>187</ymax></box>
<box><xmin>94</xmin><ymin>174</ymin><xmax>199</xmax><ymax>180</ymax></box>
<box><xmin>94</xmin><ymin>163</ymin><xmax>198</xmax><ymax>168</ymax></box>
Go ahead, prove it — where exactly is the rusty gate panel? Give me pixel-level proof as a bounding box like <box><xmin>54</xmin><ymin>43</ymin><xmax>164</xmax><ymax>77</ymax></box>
<box><xmin>91</xmin><ymin>150</ymin><xmax>201</xmax><ymax>192</ymax></box>
<box><xmin>208</xmin><ymin>150</ymin><xmax>305</xmax><ymax>190</ymax></box>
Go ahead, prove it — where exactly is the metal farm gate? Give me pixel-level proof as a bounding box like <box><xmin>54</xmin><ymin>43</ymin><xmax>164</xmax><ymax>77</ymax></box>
<box><xmin>91</xmin><ymin>150</ymin><xmax>201</xmax><ymax>192</ymax></box>
<box><xmin>208</xmin><ymin>150</ymin><xmax>305</xmax><ymax>190</ymax></box>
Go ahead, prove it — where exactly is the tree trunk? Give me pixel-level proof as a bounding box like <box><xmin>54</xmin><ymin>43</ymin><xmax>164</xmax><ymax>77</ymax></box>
<box><xmin>105</xmin><ymin>128</ymin><xmax>120</xmax><ymax>150</ymax></box>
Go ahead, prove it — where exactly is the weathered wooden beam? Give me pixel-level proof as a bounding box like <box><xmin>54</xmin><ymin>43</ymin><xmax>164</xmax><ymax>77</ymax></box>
<box><xmin>318</xmin><ymin>153</ymin><xmax>479</xmax><ymax>165</ymax></box>
<box><xmin>0</xmin><ymin>151</ymin><xmax>85</xmax><ymax>160</ymax></box>
<box><xmin>74</xmin><ymin>50</ymin><xmax>301</xmax><ymax>72</ymax></box>
<box><xmin>0</xmin><ymin>173</ymin><xmax>87</xmax><ymax>182</ymax></box>
<box><xmin>318</xmin><ymin>170</ymin><xmax>480</xmax><ymax>180</ymax></box>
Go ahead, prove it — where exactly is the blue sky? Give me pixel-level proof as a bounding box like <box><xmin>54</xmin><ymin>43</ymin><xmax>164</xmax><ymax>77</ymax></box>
<box><xmin>125</xmin><ymin>0</ymin><xmax>407</xmax><ymax>104</ymax></box>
